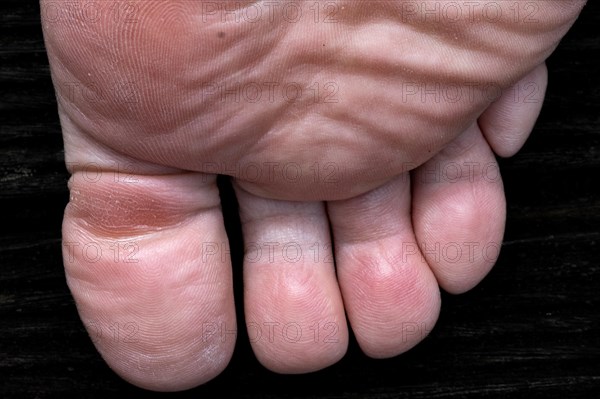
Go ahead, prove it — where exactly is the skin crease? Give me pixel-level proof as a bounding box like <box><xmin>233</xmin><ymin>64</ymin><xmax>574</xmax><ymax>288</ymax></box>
<box><xmin>42</xmin><ymin>0</ymin><xmax>586</xmax><ymax>392</ymax></box>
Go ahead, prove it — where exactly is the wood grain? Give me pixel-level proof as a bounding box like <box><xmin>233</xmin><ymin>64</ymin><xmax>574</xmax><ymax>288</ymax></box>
<box><xmin>1</xmin><ymin>1</ymin><xmax>598</xmax><ymax>397</ymax></box>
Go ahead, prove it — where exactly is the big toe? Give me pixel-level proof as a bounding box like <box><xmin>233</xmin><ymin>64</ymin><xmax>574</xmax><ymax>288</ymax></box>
<box><xmin>62</xmin><ymin>169</ymin><xmax>236</xmax><ymax>391</ymax></box>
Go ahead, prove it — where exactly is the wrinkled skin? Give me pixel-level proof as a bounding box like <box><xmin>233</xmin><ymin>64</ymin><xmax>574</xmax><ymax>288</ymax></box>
<box><xmin>42</xmin><ymin>0</ymin><xmax>585</xmax><ymax>391</ymax></box>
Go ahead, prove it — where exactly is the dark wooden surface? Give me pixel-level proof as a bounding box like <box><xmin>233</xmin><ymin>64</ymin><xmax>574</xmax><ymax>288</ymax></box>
<box><xmin>1</xmin><ymin>1</ymin><xmax>599</xmax><ymax>397</ymax></box>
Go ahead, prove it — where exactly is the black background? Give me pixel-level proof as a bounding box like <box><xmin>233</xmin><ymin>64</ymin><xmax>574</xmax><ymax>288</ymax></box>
<box><xmin>1</xmin><ymin>1</ymin><xmax>599</xmax><ymax>398</ymax></box>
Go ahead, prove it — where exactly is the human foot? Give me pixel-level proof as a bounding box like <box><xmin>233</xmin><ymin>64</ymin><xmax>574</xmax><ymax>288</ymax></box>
<box><xmin>41</xmin><ymin>0</ymin><xmax>585</xmax><ymax>391</ymax></box>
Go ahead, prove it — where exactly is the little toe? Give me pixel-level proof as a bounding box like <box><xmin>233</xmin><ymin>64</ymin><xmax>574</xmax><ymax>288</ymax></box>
<box><xmin>480</xmin><ymin>63</ymin><xmax>548</xmax><ymax>158</ymax></box>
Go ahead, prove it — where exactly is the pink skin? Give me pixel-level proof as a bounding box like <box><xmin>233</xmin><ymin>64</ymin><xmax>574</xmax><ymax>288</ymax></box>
<box><xmin>42</xmin><ymin>0</ymin><xmax>585</xmax><ymax>391</ymax></box>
